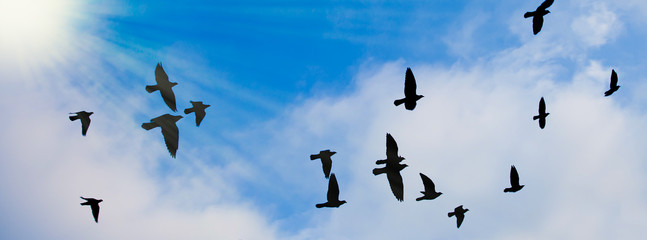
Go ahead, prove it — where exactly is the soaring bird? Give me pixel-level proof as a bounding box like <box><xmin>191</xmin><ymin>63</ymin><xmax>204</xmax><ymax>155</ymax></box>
<box><xmin>184</xmin><ymin>101</ymin><xmax>210</xmax><ymax>126</ymax></box>
<box><xmin>310</xmin><ymin>149</ymin><xmax>337</xmax><ymax>179</ymax></box>
<box><xmin>146</xmin><ymin>63</ymin><xmax>178</xmax><ymax>112</ymax></box>
<box><xmin>373</xmin><ymin>133</ymin><xmax>407</xmax><ymax>202</ymax></box>
<box><xmin>80</xmin><ymin>197</ymin><xmax>103</xmax><ymax>223</ymax></box>
<box><xmin>504</xmin><ymin>165</ymin><xmax>525</xmax><ymax>193</ymax></box>
<box><xmin>142</xmin><ymin>114</ymin><xmax>183</xmax><ymax>158</ymax></box>
<box><xmin>416</xmin><ymin>173</ymin><xmax>442</xmax><ymax>201</ymax></box>
<box><xmin>69</xmin><ymin>111</ymin><xmax>93</xmax><ymax>136</ymax></box>
<box><xmin>524</xmin><ymin>0</ymin><xmax>554</xmax><ymax>35</ymax></box>
<box><xmin>394</xmin><ymin>68</ymin><xmax>424</xmax><ymax>110</ymax></box>
<box><xmin>605</xmin><ymin>69</ymin><xmax>620</xmax><ymax>97</ymax></box>
<box><xmin>448</xmin><ymin>205</ymin><xmax>469</xmax><ymax>228</ymax></box>
<box><xmin>533</xmin><ymin>97</ymin><xmax>549</xmax><ymax>129</ymax></box>
<box><xmin>316</xmin><ymin>173</ymin><xmax>347</xmax><ymax>208</ymax></box>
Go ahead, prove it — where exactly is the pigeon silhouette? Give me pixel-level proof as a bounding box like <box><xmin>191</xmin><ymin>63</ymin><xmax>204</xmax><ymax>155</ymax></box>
<box><xmin>605</xmin><ymin>69</ymin><xmax>620</xmax><ymax>97</ymax></box>
<box><xmin>533</xmin><ymin>97</ymin><xmax>549</xmax><ymax>129</ymax></box>
<box><xmin>310</xmin><ymin>149</ymin><xmax>336</xmax><ymax>179</ymax></box>
<box><xmin>416</xmin><ymin>173</ymin><xmax>442</xmax><ymax>201</ymax></box>
<box><xmin>394</xmin><ymin>68</ymin><xmax>423</xmax><ymax>110</ymax></box>
<box><xmin>184</xmin><ymin>101</ymin><xmax>210</xmax><ymax>126</ymax></box>
<box><xmin>316</xmin><ymin>173</ymin><xmax>347</xmax><ymax>208</ymax></box>
<box><xmin>69</xmin><ymin>111</ymin><xmax>93</xmax><ymax>136</ymax></box>
<box><xmin>142</xmin><ymin>114</ymin><xmax>183</xmax><ymax>158</ymax></box>
<box><xmin>373</xmin><ymin>133</ymin><xmax>407</xmax><ymax>202</ymax></box>
<box><xmin>504</xmin><ymin>165</ymin><xmax>525</xmax><ymax>193</ymax></box>
<box><xmin>448</xmin><ymin>205</ymin><xmax>469</xmax><ymax>228</ymax></box>
<box><xmin>524</xmin><ymin>0</ymin><xmax>554</xmax><ymax>35</ymax></box>
<box><xmin>80</xmin><ymin>196</ymin><xmax>102</xmax><ymax>223</ymax></box>
<box><xmin>146</xmin><ymin>63</ymin><xmax>178</xmax><ymax>111</ymax></box>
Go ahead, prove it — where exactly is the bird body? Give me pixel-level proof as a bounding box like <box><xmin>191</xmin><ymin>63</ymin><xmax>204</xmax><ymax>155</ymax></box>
<box><xmin>142</xmin><ymin>114</ymin><xmax>183</xmax><ymax>158</ymax></box>
<box><xmin>316</xmin><ymin>174</ymin><xmax>347</xmax><ymax>208</ymax></box>
<box><xmin>416</xmin><ymin>173</ymin><xmax>442</xmax><ymax>201</ymax></box>
<box><xmin>524</xmin><ymin>0</ymin><xmax>554</xmax><ymax>35</ymax></box>
<box><xmin>146</xmin><ymin>63</ymin><xmax>178</xmax><ymax>111</ymax></box>
<box><xmin>504</xmin><ymin>165</ymin><xmax>525</xmax><ymax>193</ymax></box>
<box><xmin>533</xmin><ymin>97</ymin><xmax>549</xmax><ymax>129</ymax></box>
<box><xmin>605</xmin><ymin>69</ymin><xmax>620</xmax><ymax>96</ymax></box>
<box><xmin>448</xmin><ymin>205</ymin><xmax>469</xmax><ymax>228</ymax></box>
<box><xmin>373</xmin><ymin>133</ymin><xmax>407</xmax><ymax>202</ymax></box>
<box><xmin>69</xmin><ymin>111</ymin><xmax>93</xmax><ymax>136</ymax></box>
<box><xmin>394</xmin><ymin>68</ymin><xmax>423</xmax><ymax>110</ymax></box>
<box><xmin>184</xmin><ymin>101</ymin><xmax>210</xmax><ymax>126</ymax></box>
<box><xmin>310</xmin><ymin>149</ymin><xmax>337</xmax><ymax>179</ymax></box>
<box><xmin>80</xmin><ymin>197</ymin><xmax>102</xmax><ymax>223</ymax></box>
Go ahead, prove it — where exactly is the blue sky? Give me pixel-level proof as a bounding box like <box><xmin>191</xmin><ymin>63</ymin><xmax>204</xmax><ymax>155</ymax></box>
<box><xmin>2</xmin><ymin>0</ymin><xmax>647</xmax><ymax>239</ymax></box>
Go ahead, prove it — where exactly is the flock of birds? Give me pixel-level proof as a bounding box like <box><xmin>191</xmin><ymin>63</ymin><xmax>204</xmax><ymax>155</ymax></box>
<box><xmin>68</xmin><ymin>0</ymin><xmax>621</xmax><ymax>230</ymax></box>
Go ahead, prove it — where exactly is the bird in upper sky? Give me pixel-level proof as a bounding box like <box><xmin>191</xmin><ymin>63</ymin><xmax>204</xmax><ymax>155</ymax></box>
<box><xmin>146</xmin><ymin>62</ymin><xmax>178</xmax><ymax>112</ymax></box>
<box><xmin>310</xmin><ymin>149</ymin><xmax>337</xmax><ymax>179</ymax></box>
<box><xmin>184</xmin><ymin>101</ymin><xmax>210</xmax><ymax>126</ymax></box>
<box><xmin>533</xmin><ymin>97</ymin><xmax>549</xmax><ymax>129</ymax></box>
<box><xmin>394</xmin><ymin>68</ymin><xmax>423</xmax><ymax>110</ymax></box>
<box><xmin>605</xmin><ymin>69</ymin><xmax>620</xmax><ymax>97</ymax></box>
<box><xmin>373</xmin><ymin>133</ymin><xmax>407</xmax><ymax>202</ymax></box>
<box><xmin>80</xmin><ymin>196</ymin><xmax>102</xmax><ymax>223</ymax></box>
<box><xmin>69</xmin><ymin>111</ymin><xmax>93</xmax><ymax>136</ymax></box>
<box><xmin>524</xmin><ymin>0</ymin><xmax>554</xmax><ymax>35</ymax></box>
<box><xmin>504</xmin><ymin>165</ymin><xmax>525</xmax><ymax>193</ymax></box>
<box><xmin>448</xmin><ymin>205</ymin><xmax>469</xmax><ymax>228</ymax></box>
<box><xmin>142</xmin><ymin>114</ymin><xmax>183</xmax><ymax>158</ymax></box>
<box><xmin>316</xmin><ymin>173</ymin><xmax>347</xmax><ymax>208</ymax></box>
<box><xmin>416</xmin><ymin>173</ymin><xmax>442</xmax><ymax>201</ymax></box>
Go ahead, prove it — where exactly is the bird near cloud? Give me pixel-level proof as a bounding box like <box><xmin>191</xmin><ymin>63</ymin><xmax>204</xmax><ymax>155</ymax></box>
<box><xmin>605</xmin><ymin>69</ymin><xmax>620</xmax><ymax>97</ymax></box>
<box><xmin>146</xmin><ymin>63</ymin><xmax>178</xmax><ymax>112</ymax></box>
<box><xmin>504</xmin><ymin>165</ymin><xmax>525</xmax><ymax>193</ymax></box>
<box><xmin>394</xmin><ymin>68</ymin><xmax>423</xmax><ymax>111</ymax></box>
<box><xmin>448</xmin><ymin>205</ymin><xmax>469</xmax><ymax>228</ymax></box>
<box><xmin>80</xmin><ymin>196</ymin><xmax>102</xmax><ymax>223</ymax></box>
<box><xmin>315</xmin><ymin>173</ymin><xmax>347</xmax><ymax>208</ymax></box>
<box><xmin>373</xmin><ymin>133</ymin><xmax>407</xmax><ymax>202</ymax></box>
<box><xmin>310</xmin><ymin>149</ymin><xmax>336</xmax><ymax>179</ymax></box>
<box><xmin>533</xmin><ymin>97</ymin><xmax>549</xmax><ymax>129</ymax></box>
<box><xmin>184</xmin><ymin>100</ymin><xmax>210</xmax><ymax>127</ymax></box>
<box><xmin>69</xmin><ymin>111</ymin><xmax>93</xmax><ymax>136</ymax></box>
<box><xmin>142</xmin><ymin>114</ymin><xmax>183</xmax><ymax>158</ymax></box>
<box><xmin>524</xmin><ymin>0</ymin><xmax>554</xmax><ymax>35</ymax></box>
<box><xmin>416</xmin><ymin>173</ymin><xmax>442</xmax><ymax>201</ymax></box>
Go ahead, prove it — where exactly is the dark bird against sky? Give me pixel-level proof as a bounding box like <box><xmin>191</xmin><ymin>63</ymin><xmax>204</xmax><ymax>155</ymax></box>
<box><xmin>315</xmin><ymin>173</ymin><xmax>347</xmax><ymax>208</ymax></box>
<box><xmin>184</xmin><ymin>101</ymin><xmax>210</xmax><ymax>126</ymax></box>
<box><xmin>80</xmin><ymin>196</ymin><xmax>102</xmax><ymax>223</ymax></box>
<box><xmin>533</xmin><ymin>97</ymin><xmax>549</xmax><ymax>129</ymax></box>
<box><xmin>394</xmin><ymin>68</ymin><xmax>423</xmax><ymax>110</ymax></box>
<box><xmin>504</xmin><ymin>165</ymin><xmax>525</xmax><ymax>193</ymax></box>
<box><xmin>448</xmin><ymin>205</ymin><xmax>469</xmax><ymax>228</ymax></box>
<box><xmin>142</xmin><ymin>114</ymin><xmax>183</xmax><ymax>158</ymax></box>
<box><xmin>373</xmin><ymin>133</ymin><xmax>407</xmax><ymax>202</ymax></box>
<box><xmin>524</xmin><ymin>0</ymin><xmax>554</xmax><ymax>35</ymax></box>
<box><xmin>605</xmin><ymin>69</ymin><xmax>620</xmax><ymax>97</ymax></box>
<box><xmin>310</xmin><ymin>149</ymin><xmax>336</xmax><ymax>179</ymax></box>
<box><xmin>416</xmin><ymin>173</ymin><xmax>442</xmax><ymax>201</ymax></box>
<box><xmin>146</xmin><ymin>63</ymin><xmax>178</xmax><ymax>112</ymax></box>
<box><xmin>69</xmin><ymin>111</ymin><xmax>93</xmax><ymax>136</ymax></box>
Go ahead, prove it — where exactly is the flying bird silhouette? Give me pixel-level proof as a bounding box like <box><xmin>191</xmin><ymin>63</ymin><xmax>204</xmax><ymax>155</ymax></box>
<box><xmin>504</xmin><ymin>165</ymin><xmax>525</xmax><ymax>193</ymax></box>
<box><xmin>310</xmin><ymin>149</ymin><xmax>336</xmax><ymax>179</ymax></box>
<box><xmin>416</xmin><ymin>173</ymin><xmax>442</xmax><ymax>201</ymax></box>
<box><xmin>142</xmin><ymin>114</ymin><xmax>183</xmax><ymax>158</ymax></box>
<box><xmin>184</xmin><ymin>101</ymin><xmax>210</xmax><ymax>126</ymax></box>
<box><xmin>394</xmin><ymin>68</ymin><xmax>423</xmax><ymax>110</ymax></box>
<box><xmin>146</xmin><ymin>63</ymin><xmax>178</xmax><ymax>111</ymax></box>
<box><xmin>373</xmin><ymin>133</ymin><xmax>407</xmax><ymax>202</ymax></box>
<box><xmin>448</xmin><ymin>205</ymin><xmax>469</xmax><ymax>228</ymax></box>
<box><xmin>69</xmin><ymin>111</ymin><xmax>93</xmax><ymax>136</ymax></box>
<box><xmin>316</xmin><ymin>173</ymin><xmax>347</xmax><ymax>208</ymax></box>
<box><xmin>605</xmin><ymin>69</ymin><xmax>620</xmax><ymax>97</ymax></box>
<box><xmin>524</xmin><ymin>0</ymin><xmax>554</xmax><ymax>35</ymax></box>
<box><xmin>80</xmin><ymin>197</ymin><xmax>102</xmax><ymax>223</ymax></box>
<box><xmin>533</xmin><ymin>97</ymin><xmax>549</xmax><ymax>129</ymax></box>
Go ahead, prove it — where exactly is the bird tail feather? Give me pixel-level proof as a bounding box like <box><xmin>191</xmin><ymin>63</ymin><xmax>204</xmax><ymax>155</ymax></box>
<box><xmin>524</xmin><ymin>12</ymin><xmax>534</xmax><ymax>18</ymax></box>
<box><xmin>416</xmin><ymin>196</ymin><xmax>424</xmax><ymax>201</ymax></box>
<box><xmin>69</xmin><ymin>115</ymin><xmax>79</xmax><ymax>121</ymax></box>
<box><xmin>145</xmin><ymin>85</ymin><xmax>159</xmax><ymax>93</ymax></box>
<box><xmin>532</xmin><ymin>115</ymin><xmax>539</xmax><ymax>120</ymax></box>
<box><xmin>315</xmin><ymin>203</ymin><xmax>325</xmax><ymax>208</ymax></box>
<box><xmin>141</xmin><ymin>122</ymin><xmax>157</xmax><ymax>130</ymax></box>
<box><xmin>448</xmin><ymin>212</ymin><xmax>455</xmax><ymax>217</ymax></box>
<box><xmin>372</xmin><ymin>168</ymin><xmax>386</xmax><ymax>176</ymax></box>
<box><xmin>184</xmin><ymin>108</ymin><xmax>194</xmax><ymax>114</ymax></box>
<box><xmin>394</xmin><ymin>98</ymin><xmax>406</xmax><ymax>106</ymax></box>
<box><xmin>310</xmin><ymin>154</ymin><xmax>320</xmax><ymax>160</ymax></box>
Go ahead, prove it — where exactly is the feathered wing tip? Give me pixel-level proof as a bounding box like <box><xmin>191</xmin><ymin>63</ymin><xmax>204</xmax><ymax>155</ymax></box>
<box><xmin>141</xmin><ymin>122</ymin><xmax>157</xmax><ymax>130</ymax></box>
<box><xmin>184</xmin><ymin>108</ymin><xmax>194</xmax><ymax>114</ymax></box>
<box><xmin>145</xmin><ymin>85</ymin><xmax>158</xmax><ymax>93</ymax></box>
<box><xmin>394</xmin><ymin>98</ymin><xmax>405</xmax><ymax>106</ymax></box>
<box><xmin>524</xmin><ymin>12</ymin><xmax>534</xmax><ymax>18</ymax></box>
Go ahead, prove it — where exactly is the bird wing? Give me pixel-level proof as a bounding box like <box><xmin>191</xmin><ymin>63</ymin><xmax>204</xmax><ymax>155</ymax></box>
<box><xmin>387</xmin><ymin>169</ymin><xmax>404</xmax><ymax>201</ymax></box>
<box><xmin>538</xmin><ymin>0</ymin><xmax>554</xmax><ymax>10</ymax></box>
<box><xmin>91</xmin><ymin>204</ymin><xmax>100</xmax><ymax>223</ymax></box>
<box><xmin>510</xmin><ymin>165</ymin><xmax>520</xmax><ymax>187</ymax></box>
<box><xmin>456</xmin><ymin>213</ymin><xmax>465</xmax><ymax>228</ymax></box>
<box><xmin>155</xmin><ymin>63</ymin><xmax>169</xmax><ymax>84</ymax></box>
<box><xmin>327</xmin><ymin>174</ymin><xmax>340</xmax><ymax>202</ymax></box>
<box><xmin>404</xmin><ymin>68</ymin><xmax>417</xmax><ymax>98</ymax></box>
<box><xmin>322</xmin><ymin>157</ymin><xmax>332</xmax><ymax>179</ymax></box>
<box><xmin>386</xmin><ymin>133</ymin><xmax>399</xmax><ymax>160</ymax></box>
<box><xmin>195</xmin><ymin>109</ymin><xmax>206</xmax><ymax>126</ymax></box>
<box><xmin>160</xmin><ymin>88</ymin><xmax>177</xmax><ymax>112</ymax></box>
<box><xmin>610</xmin><ymin>69</ymin><xmax>618</xmax><ymax>88</ymax></box>
<box><xmin>420</xmin><ymin>173</ymin><xmax>436</xmax><ymax>193</ymax></box>
<box><xmin>532</xmin><ymin>15</ymin><xmax>544</xmax><ymax>35</ymax></box>
<box><xmin>160</xmin><ymin>120</ymin><xmax>180</xmax><ymax>158</ymax></box>
<box><xmin>538</xmin><ymin>97</ymin><xmax>546</xmax><ymax>114</ymax></box>
<box><xmin>80</xmin><ymin>115</ymin><xmax>91</xmax><ymax>136</ymax></box>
